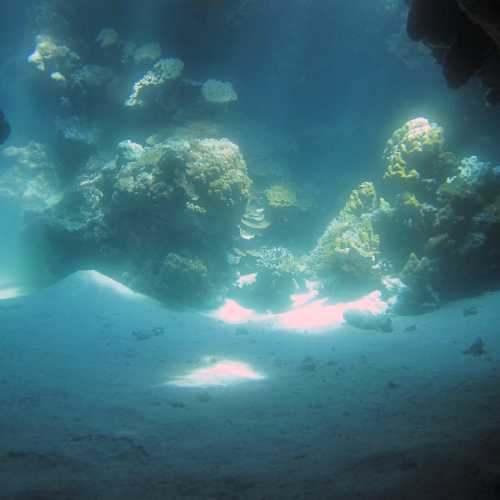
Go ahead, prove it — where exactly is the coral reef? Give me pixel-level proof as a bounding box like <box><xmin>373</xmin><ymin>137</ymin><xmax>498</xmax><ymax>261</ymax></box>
<box><xmin>133</xmin><ymin>42</ymin><xmax>162</xmax><ymax>65</ymax></box>
<box><xmin>201</xmin><ymin>79</ymin><xmax>238</xmax><ymax>104</ymax></box>
<box><xmin>0</xmin><ymin>142</ymin><xmax>61</xmax><ymax>209</ymax></box>
<box><xmin>232</xmin><ymin>246</ymin><xmax>300</xmax><ymax>312</ymax></box>
<box><xmin>96</xmin><ymin>28</ymin><xmax>119</xmax><ymax>48</ymax></box>
<box><xmin>125</xmin><ymin>58</ymin><xmax>184</xmax><ymax>107</ymax></box>
<box><xmin>396</xmin><ymin>252</ymin><xmax>439</xmax><ymax>312</ymax></box>
<box><xmin>71</xmin><ymin>65</ymin><xmax>113</xmax><ymax>88</ymax></box>
<box><xmin>264</xmin><ymin>184</ymin><xmax>298</xmax><ymax>209</ymax></box>
<box><xmin>383</xmin><ymin>117</ymin><xmax>445</xmax><ymax>195</ymax></box>
<box><xmin>149</xmin><ymin>252</ymin><xmax>211</xmax><ymax>305</ymax></box>
<box><xmin>109</xmin><ymin>136</ymin><xmax>251</xmax><ymax>239</ymax></box>
<box><xmin>16</xmin><ymin>7</ymin><xmax>248</xmax><ymax>306</ymax></box>
<box><xmin>259</xmin><ymin>182</ymin><xmax>316</xmax><ymax>249</ymax></box>
<box><xmin>117</xmin><ymin>140</ymin><xmax>144</xmax><ymax>163</ymax></box>
<box><xmin>308</xmin><ymin>182</ymin><xmax>381</xmax><ymax>296</ymax></box>
<box><xmin>184</xmin><ymin>138</ymin><xmax>251</xmax><ymax>211</ymax></box>
<box><xmin>28</xmin><ymin>34</ymin><xmax>79</xmax><ymax>73</ymax></box>
<box><xmin>376</xmin><ymin>117</ymin><xmax>500</xmax><ymax>310</ymax></box>
<box><xmin>55</xmin><ymin>116</ymin><xmax>99</xmax><ymax>146</ymax></box>
<box><xmin>20</xmin><ymin>135</ymin><xmax>251</xmax><ymax>306</ymax></box>
<box><xmin>341</xmin><ymin>181</ymin><xmax>377</xmax><ymax>217</ymax></box>
<box><xmin>12</xmin><ymin>1</ymin><xmax>500</xmax><ymax>315</ymax></box>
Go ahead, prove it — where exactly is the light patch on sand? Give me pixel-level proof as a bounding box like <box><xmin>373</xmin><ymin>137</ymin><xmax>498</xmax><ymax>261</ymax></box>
<box><xmin>274</xmin><ymin>291</ymin><xmax>388</xmax><ymax>332</ymax></box>
<box><xmin>273</xmin><ymin>297</ymin><xmax>344</xmax><ymax>331</ymax></box>
<box><xmin>212</xmin><ymin>291</ymin><xmax>387</xmax><ymax>333</ymax></box>
<box><xmin>236</xmin><ymin>273</ymin><xmax>257</xmax><ymax>288</ymax></box>
<box><xmin>344</xmin><ymin>292</ymin><xmax>388</xmax><ymax>316</ymax></box>
<box><xmin>290</xmin><ymin>289</ymin><xmax>319</xmax><ymax>308</ymax></box>
<box><xmin>87</xmin><ymin>270</ymin><xmax>143</xmax><ymax>299</ymax></box>
<box><xmin>210</xmin><ymin>298</ymin><xmax>270</xmax><ymax>324</ymax></box>
<box><xmin>0</xmin><ymin>286</ymin><xmax>28</xmax><ymax>299</ymax></box>
<box><xmin>167</xmin><ymin>357</ymin><xmax>266</xmax><ymax>387</ymax></box>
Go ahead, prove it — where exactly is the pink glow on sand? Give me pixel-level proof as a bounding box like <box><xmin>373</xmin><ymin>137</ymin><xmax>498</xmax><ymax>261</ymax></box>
<box><xmin>212</xmin><ymin>291</ymin><xmax>387</xmax><ymax>333</ymax></box>
<box><xmin>273</xmin><ymin>298</ymin><xmax>345</xmax><ymax>330</ymax></box>
<box><xmin>211</xmin><ymin>298</ymin><xmax>270</xmax><ymax>324</ymax></box>
<box><xmin>290</xmin><ymin>289</ymin><xmax>319</xmax><ymax>308</ymax></box>
<box><xmin>236</xmin><ymin>273</ymin><xmax>257</xmax><ymax>288</ymax></box>
<box><xmin>274</xmin><ymin>291</ymin><xmax>387</xmax><ymax>332</ymax></box>
<box><xmin>168</xmin><ymin>359</ymin><xmax>266</xmax><ymax>387</ymax></box>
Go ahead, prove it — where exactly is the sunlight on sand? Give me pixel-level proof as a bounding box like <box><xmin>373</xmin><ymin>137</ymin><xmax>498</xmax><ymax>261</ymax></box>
<box><xmin>0</xmin><ymin>286</ymin><xmax>28</xmax><ymax>299</ymax></box>
<box><xmin>87</xmin><ymin>270</ymin><xmax>143</xmax><ymax>299</ymax></box>
<box><xmin>211</xmin><ymin>298</ymin><xmax>271</xmax><ymax>324</ymax></box>
<box><xmin>167</xmin><ymin>357</ymin><xmax>266</xmax><ymax>387</ymax></box>
<box><xmin>273</xmin><ymin>291</ymin><xmax>387</xmax><ymax>332</ymax></box>
<box><xmin>212</xmin><ymin>291</ymin><xmax>388</xmax><ymax>333</ymax></box>
<box><xmin>290</xmin><ymin>288</ymin><xmax>319</xmax><ymax>308</ymax></box>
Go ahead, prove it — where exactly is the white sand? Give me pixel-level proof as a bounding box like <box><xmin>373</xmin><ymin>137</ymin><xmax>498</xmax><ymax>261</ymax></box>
<box><xmin>1</xmin><ymin>270</ymin><xmax>499</xmax><ymax>499</ymax></box>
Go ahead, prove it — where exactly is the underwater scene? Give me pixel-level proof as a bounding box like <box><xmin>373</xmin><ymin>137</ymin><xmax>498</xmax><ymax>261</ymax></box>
<box><xmin>1</xmin><ymin>0</ymin><xmax>500</xmax><ymax>498</ymax></box>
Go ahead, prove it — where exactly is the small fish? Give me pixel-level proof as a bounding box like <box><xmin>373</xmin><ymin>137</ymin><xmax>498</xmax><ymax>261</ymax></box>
<box><xmin>0</xmin><ymin>109</ymin><xmax>10</xmax><ymax>144</ymax></box>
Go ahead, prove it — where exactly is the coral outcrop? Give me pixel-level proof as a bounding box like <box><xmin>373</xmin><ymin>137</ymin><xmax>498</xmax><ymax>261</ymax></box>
<box><xmin>377</xmin><ymin>117</ymin><xmax>500</xmax><ymax>310</ymax></box>
<box><xmin>232</xmin><ymin>246</ymin><xmax>300</xmax><ymax>311</ymax></box>
<box><xmin>21</xmin><ymin>135</ymin><xmax>251</xmax><ymax>306</ymax></box>
<box><xmin>383</xmin><ymin>117</ymin><xmax>445</xmax><ymax>193</ymax></box>
<box><xmin>201</xmin><ymin>79</ymin><xmax>238</xmax><ymax>104</ymax></box>
<box><xmin>133</xmin><ymin>42</ymin><xmax>162</xmax><ymax>65</ymax></box>
<box><xmin>295</xmin><ymin>116</ymin><xmax>500</xmax><ymax>312</ymax></box>
<box><xmin>308</xmin><ymin>182</ymin><xmax>381</xmax><ymax>295</ymax></box>
<box><xmin>28</xmin><ymin>34</ymin><xmax>80</xmax><ymax>73</ymax></box>
<box><xmin>147</xmin><ymin>252</ymin><xmax>211</xmax><ymax>305</ymax></box>
<box><xmin>18</xmin><ymin>6</ymin><xmax>247</xmax><ymax>306</ymax></box>
<box><xmin>125</xmin><ymin>58</ymin><xmax>184</xmax><ymax>107</ymax></box>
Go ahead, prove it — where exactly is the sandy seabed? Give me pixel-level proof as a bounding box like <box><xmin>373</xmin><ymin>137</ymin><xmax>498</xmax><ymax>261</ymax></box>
<box><xmin>1</xmin><ymin>271</ymin><xmax>500</xmax><ymax>500</ymax></box>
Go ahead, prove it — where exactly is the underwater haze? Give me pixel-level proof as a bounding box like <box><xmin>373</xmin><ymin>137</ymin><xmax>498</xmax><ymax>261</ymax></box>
<box><xmin>2</xmin><ymin>1</ymin><xmax>500</xmax><ymax>499</ymax></box>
